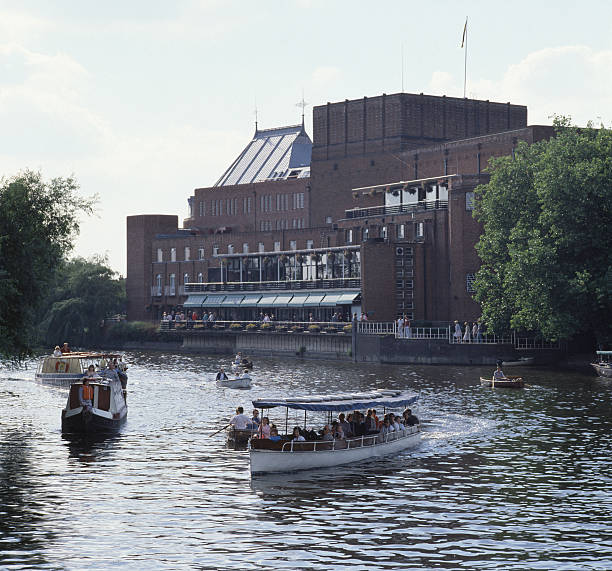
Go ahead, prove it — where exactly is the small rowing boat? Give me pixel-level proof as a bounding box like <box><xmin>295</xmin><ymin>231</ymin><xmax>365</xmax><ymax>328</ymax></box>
<box><xmin>480</xmin><ymin>376</ymin><xmax>524</xmax><ymax>388</ymax></box>
<box><xmin>591</xmin><ymin>351</ymin><xmax>612</xmax><ymax>378</ymax></box>
<box><xmin>217</xmin><ymin>373</ymin><xmax>252</xmax><ymax>389</ymax></box>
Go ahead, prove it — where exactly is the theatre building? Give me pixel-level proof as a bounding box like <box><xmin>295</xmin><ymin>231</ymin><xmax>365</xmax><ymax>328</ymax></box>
<box><xmin>126</xmin><ymin>92</ymin><xmax>553</xmax><ymax>324</ymax></box>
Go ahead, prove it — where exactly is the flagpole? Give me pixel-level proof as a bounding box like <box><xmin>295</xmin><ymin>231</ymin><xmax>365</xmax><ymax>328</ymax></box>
<box><xmin>463</xmin><ymin>17</ymin><xmax>468</xmax><ymax>98</ymax></box>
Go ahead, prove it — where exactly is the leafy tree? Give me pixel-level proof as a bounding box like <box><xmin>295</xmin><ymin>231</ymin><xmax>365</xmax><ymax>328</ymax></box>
<box><xmin>474</xmin><ymin>118</ymin><xmax>612</xmax><ymax>345</ymax></box>
<box><xmin>0</xmin><ymin>170</ymin><xmax>95</xmax><ymax>358</ymax></box>
<box><xmin>38</xmin><ymin>256</ymin><xmax>125</xmax><ymax>347</ymax></box>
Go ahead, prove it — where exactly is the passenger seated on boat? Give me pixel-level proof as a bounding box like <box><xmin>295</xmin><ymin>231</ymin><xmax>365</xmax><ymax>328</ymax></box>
<box><xmin>291</xmin><ymin>427</ymin><xmax>305</xmax><ymax>441</ymax></box>
<box><xmin>351</xmin><ymin>412</ymin><xmax>366</xmax><ymax>436</ymax></box>
<box><xmin>321</xmin><ymin>425</ymin><xmax>334</xmax><ymax>441</ymax></box>
<box><xmin>372</xmin><ymin>409</ymin><xmax>380</xmax><ymax>429</ymax></box>
<box><xmin>269</xmin><ymin>427</ymin><xmax>281</xmax><ymax>442</ymax></box>
<box><xmin>230</xmin><ymin>406</ymin><xmax>250</xmax><ymax>430</ymax></box>
<box><xmin>389</xmin><ymin>413</ymin><xmax>402</xmax><ymax>432</ymax></box>
<box><xmin>249</xmin><ymin>409</ymin><xmax>261</xmax><ymax>428</ymax></box>
<box><xmin>79</xmin><ymin>378</ymin><xmax>94</xmax><ymax>412</ymax></box>
<box><xmin>61</xmin><ymin>342</ymin><xmax>71</xmax><ymax>354</ymax></box>
<box><xmin>331</xmin><ymin>421</ymin><xmax>344</xmax><ymax>440</ymax></box>
<box><xmin>402</xmin><ymin>409</ymin><xmax>419</xmax><ymax>426</ymax></box>
<box><xmin>493</xmin><ymin>362</ymin><xmax>506</xmax><ymax>381</ymax></box>
<box><xmin>258</xmin><ymin>417</ymin><xmax>271</xmax><ymax>439</ymax></box>
<box><xmin>104</xmin><ymin>361</ymin><xmax>120</xmax><ymax>383</ymax></box>
<box><xmin>338</xmin><ymin>413</ymin><xmax>352</xmax><ymax>437</ymax></box>
<box><xmin>82</xmin><ymin>364</ymin><xmax>96</xmax><ymax>380</ymax></box>
<box><xmin>240</xmin><ymin>370</ymin><xmax>251</xmax><ymax>378</ymax></box>
<box><xmin>53</xmin><ymin>345</ymin><xmax>62</xmax><ymax>357</ymax></box>
<box><xmin>379</xmin><ymin>417</ymin><xmax>391</xmax><ymax>438</ymax></box>
<box><xmin>364</xmin><ymin>410</ymin><xmax>378</xmax><ymax>433</ymax></box>
<box><xmin>216</xmin><ymin>368</ymin><xmax>228</xmax><ymax>381</ymax></box>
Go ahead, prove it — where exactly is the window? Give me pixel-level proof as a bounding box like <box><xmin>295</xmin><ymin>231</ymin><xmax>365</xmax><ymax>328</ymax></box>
<box><xmin>274</xmin><ymin>241</ymin><xmax>281</xmax><ymax>252</ymax></box>
<box><xmin>466</xmin><ymin>273</ymin><xmax>476</xmax><ymax>293</ymax></box>
<box><xmin>347</xmin><ymin>229</ymin><xmax>353</xmax><ymax>243</ymax></box>
<box><xmin>299</xmin><ymin>193</ymin><xmax>304</xmax><ymax>208</ymax></box>
<box><xmin>157</xmin><ymin>248</ymin><xmax>163</xmax><ymax>262</ymax></box>
<box><xmin>198</xmin><ymin>247</ymin><xmax>205</xmax><ymax>260</ymax></box>
<box><xmin>258</xmin><ymin>242</ymin><xmax>265</xmax><ymax>252</ymax></box>
<box><xmin>465</xmin><ymin>192</ymin><xmax>475</xmax><ymax>210</ymax></box>
<box><xmin>213</xmin><ymin>244</ymin><xmax>219</xmax><ymax>256</ymax></box>
<box><xmin>242</xmin><ymin>243</ymin><xmax>249</xmax><ymax>253</ymax></box>
<box><xmin>326</xmin><ymin>216</ymin><xmax>333</xmax><ymax>224</ymax></box>
<box><xmin>415</xmin><ymin>222</ymin><xmax>424</xmax><ymax>238</ymax></box>
<box><xmin>184</xmin><ymin>273</ymin><xmax>189</xmax><ymax>284</ymax></box>
<box><xmin>169</xmin><ymin>273</ymin><xmax>176</xmax><ymax>295</ymax></box>
<box><xmin>381</xmin><ymin>226</ymin><xmax>387</xmax><ymax>239</ymax></box>
<box><xmin>363</xmin><ymin>228</ymin><xmax>369</xmax><ymax>241</ymax></box>
<box><xmin>156</xmin><ymin>274</ymin><xmax>162</xmax><ymax>288</ymax></box>
<box><xmin>306</xmin><ymin>239</ymin><xmax>314</xmax><ymax>249</ymax></box>
<box><xmin>228</xmin><ymin>244</ymin><xmax>234</xmax><ymax>254</ymax></box>
<box><xmin>199</xmin><ymin>201</ymin><xmax>204</xmax><ymax>217</ymax></box>
<box><xmin>289</xmin><ymin>240</ymin><xmax>297</xmax><ymax>250</ymax></box>
<box><xmin>170</xmin><ymin>247</ymin><xmax>176</xmax><ymax>262</ymax></box>
<box><xmin>397</xmin><ymin>224</ymin><xmax>405</xmax><ymax>239</ymax></box>
<box><xmin>197</xmin><ymin>272</ymin><xmax>203</xmax><ymax>283</ymax></box>
<box><xmin>184</xmin><ymin>247</ymin><xmax>190</xmax><ymax>261</ymax></box>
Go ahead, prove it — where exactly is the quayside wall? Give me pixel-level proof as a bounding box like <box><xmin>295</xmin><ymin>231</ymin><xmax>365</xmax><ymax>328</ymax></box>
<box><xmin>182</xmin><ymin>331</ymin><xmax>352</xmax><ymax>361</ymax></box>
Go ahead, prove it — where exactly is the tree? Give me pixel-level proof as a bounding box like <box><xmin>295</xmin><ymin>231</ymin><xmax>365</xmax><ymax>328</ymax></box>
<box><xmin>38</xmin><ymin>256</ymin><xmax>125</xmax><ymax>347</ymax></box>
<box><xmin>0</xmin><ymin>171</ymin><xmax>95</xmax><ymax>358</ymax></box>
<box><xmin>473</xmin><ymin>118</ymin><xmax>612</xmax><ymax>345</ymax></box>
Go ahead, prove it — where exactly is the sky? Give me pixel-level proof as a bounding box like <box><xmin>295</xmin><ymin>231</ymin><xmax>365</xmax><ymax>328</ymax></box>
<box><xmin>1</xmin><ymin>0</ymin><xmax>612</xmax><ymax>274</ymax></box>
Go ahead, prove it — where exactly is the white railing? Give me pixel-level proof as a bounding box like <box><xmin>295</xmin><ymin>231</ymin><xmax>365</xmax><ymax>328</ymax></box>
<box><xmin>279</xmin><ymin>426</ymin><xmax>420</xmax><ymax>452</ymax></box>
<box><xmin>357</xmin><ymin>322</ymin><xmax>396</xmax><ymax>335</ymax></box>
<box><xmin>397</xmin><ymin>327</ymin><xmax>450</xmax><ymax>340</ymax></box>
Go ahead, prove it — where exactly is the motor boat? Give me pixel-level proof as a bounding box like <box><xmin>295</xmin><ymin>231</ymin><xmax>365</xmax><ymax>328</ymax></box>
<box><xmin>249</xmin><ymin>389</ymin><xmax>421</xmax><ymax>475</ymax></box>
<box><xmin>479</xmin><ymin>376</ymin><xmax>524</xmax><ymax>388</ymax></box>
<box><xmin>36</xmin><ymin>352</ymin><xmax>127</xmax><ymax>385</ymax></box>
<box><xmin>61</xmin><ymin>376</ymin><xmax>127</xmax><ymax>434</ymax></box>
<box><xmin>591</xmin><ymin>351</ymin><xmax>612</xmax><ymax>378</ymax></box>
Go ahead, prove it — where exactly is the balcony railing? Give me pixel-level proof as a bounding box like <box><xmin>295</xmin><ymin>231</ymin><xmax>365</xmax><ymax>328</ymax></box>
<box><xmin>344</xmin><ymin>200</ymin><xmax>448</xmax><ymax>220</ymax></box>
<box><xmin>185</xmin><ymin>278</ymin><xmax>361</xmax><ymax>293</ymax></box>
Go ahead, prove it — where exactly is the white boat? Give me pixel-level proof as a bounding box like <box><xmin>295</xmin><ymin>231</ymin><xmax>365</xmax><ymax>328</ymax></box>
<box><xmin>592</xmin><ymin>351</ymin><xmax>612</xmax><ymax>378</ymax></box>
<box><xmin>61</xmin><ymin>377</ymin><xmax>128</xmax><ymax>434</ymax></box>
<box><xmin>249</xmin><ymin>390</ymin><xmax>420</xmax><ymax>475</ymax></box>
<box><xmin>35</xmin><ymin>352</ymin><xmax>127</xmax><ymax>385</ymax></box>
<box><xmin>217</xmin><ymin>374</ymin><xmax>252</xmax><ymax>389</ymax></box>
<box><xmin>502</xmin><ymin>357</ymin><xmax>535</xmax><ymax>367</ymax></box>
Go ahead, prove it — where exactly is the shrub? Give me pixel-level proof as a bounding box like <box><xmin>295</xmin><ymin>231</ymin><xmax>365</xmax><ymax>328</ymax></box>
<box><xmin>245</xmin><ymin>323</ymin><xmax>257</xmax><ymax>330</ymax></box>
<box><xmin>104</xmin><ymin>321</ymin><xmax>160</xmax><ymax>342</ymax></box>
<box><xmin>261</xmin><ymin>322</ymin><xmax>273</xmax><ymax>330</ymax></box>
<box><xmin>275</xmin><ymin>325</ymin><xmax>287</xmax><ymax>332</ymax></box>
<box><xmin>308</xmin><ymin>324</ymin><xmax>321</xmax><ymax>333</ymax></box>
<box><xmin>343</xmin><ymin>324</ymin><xmax>353</xmax><ymax>333</ymax></box>
<box><xmin>229</xmin><ymin>323</ymin><xmax>243</xmax><ymax>330</ymax></box>
<box><xmin>290</xmin><ymin>325</ymin><xmax>302</xmax><ymax>332</ymax></box>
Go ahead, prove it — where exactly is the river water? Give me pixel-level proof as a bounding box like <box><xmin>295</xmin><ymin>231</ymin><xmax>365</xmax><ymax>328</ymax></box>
<box><xmin>1</xmin><ymin>351</ymin><xmax>611</xmax><ymax>570</ymax></box>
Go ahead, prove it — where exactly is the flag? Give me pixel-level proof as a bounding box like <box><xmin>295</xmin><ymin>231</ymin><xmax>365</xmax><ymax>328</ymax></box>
<box><xmin>461</xmin><ymin>18</ymin><xmax>467</xmax><ymax>48</ymax></box>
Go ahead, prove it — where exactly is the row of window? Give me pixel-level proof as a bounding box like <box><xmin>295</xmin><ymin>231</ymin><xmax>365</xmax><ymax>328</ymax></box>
<box><xmin>260</xmin><ymin>193</ymin><xmax>305</xmax><ymax>213</ymax></box>
<box><xmin>156</xmin><ymin>239</ymin><xmax>319</xmax><ymax>262</ymax></box>
<box><xmin>260</xmin><ymin>218</ymin><xmax>305</xmax><ymax>231</ymax></box>
<box><xmin>344</xmin><ymin>222</ymin><xmax>424</xmax><ymax>245</ymax></box>
<box><xmin>204</xmin><ymin>197</ymin><xmax>253</xmax><ymax>217</ymax></box>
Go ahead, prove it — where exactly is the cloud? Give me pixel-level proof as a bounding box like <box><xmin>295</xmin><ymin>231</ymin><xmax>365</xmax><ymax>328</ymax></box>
<box><xmin>311</xmin><ymin>65</ymin><xmax>341</xmax><ymax>88</ymax></box>
<box><xmin>429</xmin><ymin>45</ymin><xmax>612</xmax><ymax>126</ymax></box>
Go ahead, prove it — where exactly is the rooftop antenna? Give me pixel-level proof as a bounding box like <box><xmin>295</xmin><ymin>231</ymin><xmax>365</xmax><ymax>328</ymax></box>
<box><xmin>461</xmin><ymin>17</ymin><xmax>468</xmax><ymax>98</ymax></box>
<box><xmin>296</xmin><ymin>89</ymin><xmax>309</xmax><ymax>131</ymax></box>
<box><xmin>254</xmin><ymin>96</ymin><xmax>259</xmax><ymax>133</ymax></box>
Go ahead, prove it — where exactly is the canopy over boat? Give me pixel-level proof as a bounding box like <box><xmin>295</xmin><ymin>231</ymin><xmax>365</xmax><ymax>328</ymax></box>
<box><xmin>596</xmin><ymin>351</ymin><xmax>612</xmax><ymax>355</ymax></box>
<box><xmin>252</xmin><ymin>390</ymin><xmax>418</xmax><ymax>412</ymax></box>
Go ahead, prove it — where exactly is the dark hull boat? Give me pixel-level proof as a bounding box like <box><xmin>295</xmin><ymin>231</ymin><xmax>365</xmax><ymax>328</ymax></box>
<box><xmin>480</xmin><ymin>376</ymin><xmax>524</xmax><ymax>388</ymax></box>
<box><xmin>62</xmin><ymin>379</ymin><xmax>127</xmax><ymax>435</ymax></box>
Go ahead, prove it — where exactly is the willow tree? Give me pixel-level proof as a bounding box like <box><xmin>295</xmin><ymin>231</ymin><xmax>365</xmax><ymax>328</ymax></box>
<box><xmin>473</xmin><ymin>118</ymin><xmax>612</xmax><ymax>345</ymax></box>
<box><xmin>0</xmin><ymin>171</ymin><xmax>95</xmax><ymax>358</ymax></box>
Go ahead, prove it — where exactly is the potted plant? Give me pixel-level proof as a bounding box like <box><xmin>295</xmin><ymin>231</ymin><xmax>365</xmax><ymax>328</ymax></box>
<box><xmin>308</xmin><ymin>324</ymin><xmax>321</xmax><ymax>333</ymax></box>
<box><xmin>291</xmin><ymin>325</ymin><xmax>302</xmax><ymax>333</ymax></box>
<box><xmin>229</xmin><ymin>323</ymin><xmax>242</xmax><ymax>331</ymax></box>
<box><xmin>261</xmin><ymin>322</ymin><xmax>273</xmax><ymax>331</ymax></box>
<box><xmin>343</xmin><ymin>324</ymin><xmax>353</xmax><ymax>333</ymax></box>
<box><xmin>246</xmin><ymin>323</ymin><xmax>257</xmax><ymax>331</ymax></box>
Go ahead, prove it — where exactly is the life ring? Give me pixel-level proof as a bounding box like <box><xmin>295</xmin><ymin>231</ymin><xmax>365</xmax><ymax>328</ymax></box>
<box><xmin>55</xmin><ymin>360</ymin><xmax>68</xmax><ymax>373</ymax></box>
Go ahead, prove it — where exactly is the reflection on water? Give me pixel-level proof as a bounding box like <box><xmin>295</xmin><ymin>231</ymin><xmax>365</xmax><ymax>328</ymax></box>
<box><xmin>1</xmin><ymin>352</ymin><xmax>611</xmax><ymax>569</ymax></box>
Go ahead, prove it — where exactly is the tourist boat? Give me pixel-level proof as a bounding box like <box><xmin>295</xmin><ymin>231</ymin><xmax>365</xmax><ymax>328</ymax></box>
<box><xmin>502</xmin><ymin>357</ymin><xmax>535</xmax><ymax>367</ymax></box>
<box><xmin>217</xmin><ymin>373</ymin><xmax>252</xmax><ymax>389</ymax></box>
<box><xmin>35</xmin><ymin>352</ymin><xmax>127</xmax><ymax>384</ymax></box>
<box><xmin>61</xmin><ymin>377</ymin><xmax>128</xmax><ymax>434</ymax></box>
<box><xmin>591</xmin><ymin>351</ymin><xmax>612</xmax><ymax>378</ymax></box>
<box><xmin>249</xmin><ymin>390</ymin><xmax>420</xmax><ymax>475</ymax></box>
<box><xmin>479</xmin><ymin>376</ymin><xmax>524</xmax><ymax>388</ymax></box>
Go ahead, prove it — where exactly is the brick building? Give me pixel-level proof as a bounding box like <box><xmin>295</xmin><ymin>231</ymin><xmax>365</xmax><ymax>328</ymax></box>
<box><xmin>126</xmin><ymin>92</ymin><xmax>553</xmax><ymax>324</ymax></box>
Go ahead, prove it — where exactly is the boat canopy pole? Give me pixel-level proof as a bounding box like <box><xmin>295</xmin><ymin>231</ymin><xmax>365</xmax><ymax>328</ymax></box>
<box><xmin>285</xmin><ymin>407</ymin><xmax>288</xmax><ymax>435</ymax></box>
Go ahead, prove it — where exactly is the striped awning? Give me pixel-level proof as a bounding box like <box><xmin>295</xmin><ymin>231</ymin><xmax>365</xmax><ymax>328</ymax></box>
<box><xmin>240</xmin><ymin>294</ymin><xmax>263</xmax><ymax>307</ymax></box>
<box><xmin>201</xmin><ymin>294</ymin><xmax>226</xmax><ymax>307</ymax></box>
<box><xmin>221</xmin><ymin>294</ymin><xmax>245</xmax><ymax>306</ymax></box>
<box><xmin>288</xmin><ymin>293</ymin><xmax>310</xmax><ymax>306</ymax></box>
<box><xmin>337</xmin><ymin>292</ymin><xmax>360</xmax><ymax>304</ymax></box>
<box><xmin>303</xmin><ymin>294</ymin><xmax>325</xmax><ymax>307</ymax></box>
<box><xmin>272</xmin><ymin>294</ymin><xmax>293</xmax><ymax>307</ymax></box>
<box><xmin>257</xmin><ymin>294</ymin><xmax>278</xmax><ymax>306</ymax></box>
<box><xmin>320</xmin><ymin>293</ymin><xmax>343</xmax><ymax>307</ymax></box>
<box><xmin>183</xmin><ymin>295</ymin><xmax>207</xmax><ymax>308</ymax></box>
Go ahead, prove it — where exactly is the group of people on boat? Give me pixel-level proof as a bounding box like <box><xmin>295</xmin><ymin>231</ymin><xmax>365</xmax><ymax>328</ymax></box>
<box><xmin>229</xmin><ymin>406</ymin><xmax>419</xmax><ymax>442</ymax></box>
<box><xmin>52</xmin><ymin>342</ymin><xmax>71</xmax><ymax>356</ymax></box>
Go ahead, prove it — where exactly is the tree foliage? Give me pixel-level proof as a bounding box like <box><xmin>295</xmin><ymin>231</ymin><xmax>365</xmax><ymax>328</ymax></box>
<box><xmin>474</xmin><ymin>118</ymin><xmax>612</xmax><ymax>344</ymax></box>
<box><xmin>0</xmin><ymin>171</ymin><xmax>95</xmax><ymax>358</ymax></box>
<box><xmin>38</xmin><ymin>256</ymin><xmax>125</xmax><ymax>347</ymax></box>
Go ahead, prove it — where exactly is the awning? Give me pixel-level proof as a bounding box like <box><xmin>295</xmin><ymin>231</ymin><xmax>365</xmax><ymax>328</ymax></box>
<box><xmin>320</xmin><ymin>293</ymin><xmax>343</xmax><ymax>307</ymax></box>
<box><xmin>257</xmin><ymin>293</ymin><xmax>278</xmax><ymax>306</ymax></box>
<box><xmin>240</xmin><ymin>294</ymin><xmax>262</xmax><ymax>307</ymax></box>
<box><xmin>303</xmin><ymin>294</ymin><xmax>325</xmax><ymax>307</ymax></box>
<box><xmin>201</xmin><ymin>294</ymin><xmax>226</xmax><ymax>307</ymax></box>
<box><xmin>183</xmin><ymin>295</ymin><xmax>207</xmax><ymax>308</ymax></box>
<box><xmin>252</xmin><ymin>390</ymin><xmax>418</xmax><ymax>412</ymax></box>
<box><xmin>221</xmin><ymin>294</ymin><xmax>245</xmax><ymax>306</ymax></box>
<box><xmin>288</xmin><ymin>292</ymin><xmax>310</xmax><ymax>306</ymax></box>
<box><xmin>272</xmin><ymin>294</ymin><xmax>293</xmax><ymax>307</ymax></box>
<box><xmin>337</xmin><ymin>291</ymin><xmax>360</xmax><ymax>304</ymax></box>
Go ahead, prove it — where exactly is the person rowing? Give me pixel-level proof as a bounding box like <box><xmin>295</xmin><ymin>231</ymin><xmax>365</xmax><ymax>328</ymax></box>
<box><xmin>216</xmin><ymin>368</ymin><xmax>228</xmax><ymax>381</ymax></box>
<box><xmin>492</xmin><ymin>361</ymin><xmax>506</xmax><ymax>382</ymax></box>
